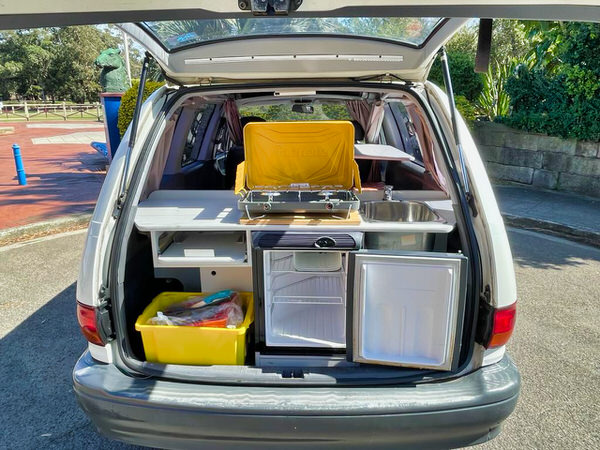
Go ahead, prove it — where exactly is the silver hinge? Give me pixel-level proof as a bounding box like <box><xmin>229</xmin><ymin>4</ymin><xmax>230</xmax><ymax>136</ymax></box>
<box><xmin>112</xmin><ymin>192</ymin><xmax>126</xmax><ymax>219</ymax></box>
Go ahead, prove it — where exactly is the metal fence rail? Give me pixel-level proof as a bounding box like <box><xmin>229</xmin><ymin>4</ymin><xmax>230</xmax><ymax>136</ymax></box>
<box><xmin>0</xmin><ymin>102</ymin><xmax>103</xmax><ymax>121</ymax></box>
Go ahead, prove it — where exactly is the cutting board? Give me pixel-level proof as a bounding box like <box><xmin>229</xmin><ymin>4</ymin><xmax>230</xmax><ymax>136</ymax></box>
<box><xmin>240</xmin><ymin>210</ymin><xmax>362</xmax><ymax>225</ymax></box>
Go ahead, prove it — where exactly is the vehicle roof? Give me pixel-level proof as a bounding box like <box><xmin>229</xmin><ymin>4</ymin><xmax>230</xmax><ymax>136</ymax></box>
<box><xmin>1</xmin><ymin>1</ymin><xmax>599</xmax><ymax>29</ymax></box>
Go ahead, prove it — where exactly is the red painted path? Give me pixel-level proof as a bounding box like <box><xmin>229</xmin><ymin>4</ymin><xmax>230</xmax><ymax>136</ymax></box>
<box><xmin>0</xmin><ymin>122</ymin><xmax>107</xmax><ymax>229</ymax></box>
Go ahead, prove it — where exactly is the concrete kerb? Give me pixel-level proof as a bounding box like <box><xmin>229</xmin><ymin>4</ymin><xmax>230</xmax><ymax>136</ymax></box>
<box><xmin>0</xmin><ymin>212</ymin><xmax>91</xmax><ymax>247</ymax></box>
<box><xmin>502</xmin><ymin>214</ymin><xmax>600</xmax><ymax>249</ymax></box>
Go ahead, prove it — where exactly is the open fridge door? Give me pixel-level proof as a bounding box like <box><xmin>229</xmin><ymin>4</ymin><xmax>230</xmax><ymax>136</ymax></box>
<box><xmin>347</xmin><ymin>251</ymin><xmax>467</xmax><ymax>371</ymax></box>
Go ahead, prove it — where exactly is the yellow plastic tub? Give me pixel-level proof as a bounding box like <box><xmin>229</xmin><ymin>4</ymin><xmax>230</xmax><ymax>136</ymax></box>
<box><xmin>135</xmin><ymin>292</ymin><xmax>254</xmax><ymax>366</ymax></box>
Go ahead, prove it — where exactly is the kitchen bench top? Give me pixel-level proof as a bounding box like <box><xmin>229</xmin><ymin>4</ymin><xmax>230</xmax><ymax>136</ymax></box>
<box><xmin>134</xmin><ymin>190</ymin><xmax>456</xmax><ymax>233</ymax></box>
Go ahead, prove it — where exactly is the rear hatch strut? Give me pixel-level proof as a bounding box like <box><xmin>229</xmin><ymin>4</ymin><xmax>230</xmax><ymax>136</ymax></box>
<box><xmin>439</xmin><ymin>47</ymin><xmax>478</xmax><ymax>217</ymax></box>
<box><xmin>113</xmin><ymin>52</ymin><xmax>152</xmax><ymax>218</ymax></box>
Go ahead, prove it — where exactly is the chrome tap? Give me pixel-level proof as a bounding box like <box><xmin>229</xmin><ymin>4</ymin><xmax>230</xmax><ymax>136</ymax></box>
<box><xmin>383</xmin><ymin>185</ymin><xmax>394</xmax><ymax>201</ymax></box>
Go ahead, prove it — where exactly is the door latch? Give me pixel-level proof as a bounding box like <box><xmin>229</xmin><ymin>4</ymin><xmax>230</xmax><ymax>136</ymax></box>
<box><xmin>239</xmin><ymin>0</ymin><xmax>303</xmax><ymax>15</ymax></box>
<box><xmin>97</xmin><ymin>285</ymin><xmax>115</xmax><ymax>343</ymax></box>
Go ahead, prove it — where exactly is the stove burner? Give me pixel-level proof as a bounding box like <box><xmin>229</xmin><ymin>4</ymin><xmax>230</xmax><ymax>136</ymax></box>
<box><xmin>239</xmin><ymin>189</ymin><xmax>360</xmax><ymax>217</ymax></box>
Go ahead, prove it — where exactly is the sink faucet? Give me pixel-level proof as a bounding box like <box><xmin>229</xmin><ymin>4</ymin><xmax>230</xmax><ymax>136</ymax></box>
<box><xmin>383</xmin><ymin>185</ymin><xmax>394</xmax><ymax>201</ymax></box>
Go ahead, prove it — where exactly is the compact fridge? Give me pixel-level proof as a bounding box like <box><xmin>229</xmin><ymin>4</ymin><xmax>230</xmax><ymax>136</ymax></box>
<box><xmin>252</xmin><ymin>232</ymin><xmax>363</xmax><ymax>355</ymax></box>
<box><xmin>252</xmin><ymin>231</ymin><xmax>468</xmax><ymax>371</ymax></box>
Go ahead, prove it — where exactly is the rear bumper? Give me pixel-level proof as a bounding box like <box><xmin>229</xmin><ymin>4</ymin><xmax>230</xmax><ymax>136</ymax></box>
<box><xmin>74</xmin><ymin>352</ymin><xmax>520</xmax><ymax>449</ymax></box>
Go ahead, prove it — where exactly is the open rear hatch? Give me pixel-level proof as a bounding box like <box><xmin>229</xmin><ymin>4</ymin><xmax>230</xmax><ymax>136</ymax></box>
<box><xmin>5</xmin><ymin>0</ymin><xmax>596</xmax><ymax>384</ymax></box>
<box><xmin>117</xmin><ymin>17</ymin><xmax>466</xmax><ymax>84</ymax></box>
<box><xmin>4</xmin><ymin>1</ymin><xmax>597</xmax><ymax>82</ymax></box>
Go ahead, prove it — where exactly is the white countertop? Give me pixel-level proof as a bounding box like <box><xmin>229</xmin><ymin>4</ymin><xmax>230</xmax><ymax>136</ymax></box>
<box><xmin>135</xmin><ymin>190</ymin><xmax>455</xmax><ymax>233</ymax></box>
<box><xmin>354</xmin><ymin>143</ymin><xmax>415</xmax><ymax>161</ymax></box>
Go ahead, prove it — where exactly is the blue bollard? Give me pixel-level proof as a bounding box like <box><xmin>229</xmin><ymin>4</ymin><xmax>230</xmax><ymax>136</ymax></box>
<box><xmin>12</xmin><ymin>144</ymin><xmax>27</xmax><ymax>186</ymax></box>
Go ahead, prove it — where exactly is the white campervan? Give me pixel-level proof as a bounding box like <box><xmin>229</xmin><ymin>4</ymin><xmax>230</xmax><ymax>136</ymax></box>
<box><xmin>4</xmin><ymin>1</ymin><xmax>597</xmax><ymax>448</ymax></box>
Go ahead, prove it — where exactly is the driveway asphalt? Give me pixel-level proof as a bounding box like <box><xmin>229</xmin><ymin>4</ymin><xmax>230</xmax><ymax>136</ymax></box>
<box><xmin>0</xmin><ymin>229</ymin><xmax>598</xmax><ymax>449</ymax></box>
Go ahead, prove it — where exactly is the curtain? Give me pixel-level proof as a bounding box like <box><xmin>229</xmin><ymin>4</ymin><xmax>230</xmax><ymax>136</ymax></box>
<box><xmin>140</xmin><ymin>115</ymin><xmax>178</xmax><ymax>200</ymax></box>
<box><xmin>346</xmin><ymin>99</ymin><xmax>371</xmax><ymax>136</ymax></box>
<box><xmin>403</xmin><ymin>102</ymin><xmax>447</xmax><ymax>192</ymax></box>
<box><xmin>224</xmin><ymin>98</ymin><xmax>243</xmax><ymax>145</ymax></box>
<box><xmin>365</xmin><ymin>100</ymin><xmax>385</xmax><ymax>143</ymax></box>
<box><xmin>346</xmin><ymin>99</ymin><xmax>384</xmax><ymax>144</ymax></box>
<box><xmin>347</xmin><ymin>99</ymin><xmax>386</xmax><ymax>182</ymax></box>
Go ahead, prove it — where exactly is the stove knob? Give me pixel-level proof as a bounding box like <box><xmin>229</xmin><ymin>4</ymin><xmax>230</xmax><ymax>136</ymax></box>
<box><xmin>315</xmin><ymin>236</ymin><xmax>336</xmax><ymax>248</ymax></box>
<box><xmin>262</xmin><ymin>203</ymin><xmax>272</xmax><ymax>211</ymax></box>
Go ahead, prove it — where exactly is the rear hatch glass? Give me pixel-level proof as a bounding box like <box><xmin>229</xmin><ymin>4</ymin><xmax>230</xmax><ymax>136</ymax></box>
<box><xmin>141</xmin><ymin>17</ymin><xmax>443</xmax><ymax>51</ymax></box>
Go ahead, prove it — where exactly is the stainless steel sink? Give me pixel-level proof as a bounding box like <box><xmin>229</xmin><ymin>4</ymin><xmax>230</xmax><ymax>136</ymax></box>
<box><xmin>360</xmin><ymin>200</ymin><xmax>445</xmax><ymax>223</ymax></box>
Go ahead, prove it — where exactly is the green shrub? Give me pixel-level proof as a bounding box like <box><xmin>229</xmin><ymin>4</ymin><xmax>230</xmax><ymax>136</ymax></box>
<box><xmin>499</xmin><ymin>62</ymin><xmax>600</xmax><ymax>141</ymax></box>
<box><xmin>454</xmin><ymin>95</ymin><xmax>477</xmax><ymax>125</ymax></box>
<box><xmin>499</xmin><ymin>22</ymin><xmax>600</xmax><ymax>142</ymax></box>
<box><xmin>117</xmin><ymin>80</ymin><xmax>165</xmax><ymax>137</ymax></box>
<box><xmin>428</xmin><ymin>50</ymin><xmax>484</xmax><ymax>102</ymax></box>
<box><xmin>498</xmin><ymin>65</ymin><xmax>576</xmax><ymax>138</ymax></box>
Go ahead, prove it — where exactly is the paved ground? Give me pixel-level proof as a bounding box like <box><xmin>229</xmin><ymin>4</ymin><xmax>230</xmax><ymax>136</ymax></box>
<box><xmin>0</xmin><ymin>228</ymin><xmax>598</xmax><ymax>449</ymax></box>
<box><xmin>494</xmin><ymin>185</ymin><xmax>600</xmax><ymax>247</ymax></box>
<box><xmin>31</xmin><ymin>131</ymin><xmax>106</xmax><ymax>145</ymax></box>
<box><xmin>0</xmin><ymin>122</ymin><xmax>106</xmax><ymax>229</ymax></box>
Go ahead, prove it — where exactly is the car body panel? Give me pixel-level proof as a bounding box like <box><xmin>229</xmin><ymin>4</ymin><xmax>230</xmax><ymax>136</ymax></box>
<box><xmin>74</xmin><ymin>351</ymin><xmax>520</xmax><ymax>449</ymax></box>
<box><xmin>424</xmin><ymin>82</ymin><xmax>517</xmax><ymax>366</ymax></box>
<box><xmin>2</xmin><ymin>1</ymin><xmax>599</xmax><ymax>29</ymax></box>
<box><xmin>424</xmin><ymin>82</ymin><xmax>517</xmax><ymax>312</ymax></box>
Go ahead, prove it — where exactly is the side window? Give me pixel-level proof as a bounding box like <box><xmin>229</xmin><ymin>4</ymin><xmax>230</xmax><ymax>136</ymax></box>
<box><xmin>212</xmin><ymin>118</ymin><xmax>228</xmax><ymax>159</ymax></box>
<box><xmin>181</xmin><ymin>104</ymin><xmax>216</xmax><ymax>167</ymax></box>
<box><xmin>390</xmin><ymin>103</ymin><xmax>424</xmax><ymax>165</ymax></box>
<box><xmin>212</xmin><ymin>118</ymin><xmax>231</xmax><ymax>176</ymax></box>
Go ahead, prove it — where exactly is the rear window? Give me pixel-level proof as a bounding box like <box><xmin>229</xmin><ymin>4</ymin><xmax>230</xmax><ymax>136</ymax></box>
<box><xmin>142</xmin><ymin>17</ymin><xmax>443</xmax><ymax>51</ymax></box>
<box><xmin>238</xmin><ymin>104</ymin><xmax>350</xmax><ymax>122</ymax></box>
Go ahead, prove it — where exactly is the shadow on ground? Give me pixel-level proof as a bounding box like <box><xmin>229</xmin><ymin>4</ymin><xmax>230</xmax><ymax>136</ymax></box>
<box><xmin>0</xmin><ymin>171</ymin><xmax>103</xmax><ymax>205</ymax></box>
<box><xmin>0</xmin><ymin>150</ymin><xmax>105</xmax><ymax>227</ymax></box>
<box><xmin>508</xmin><ymin>228</ymin><xmax>600</xmax><ymax>270</ymax></box>
<box><xmin>0</xmin><ymin>283</ymin><xmax>139</xmax><ymax>449</ymax></box>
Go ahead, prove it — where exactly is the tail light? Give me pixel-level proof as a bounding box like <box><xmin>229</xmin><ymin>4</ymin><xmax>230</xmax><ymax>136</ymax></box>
<box><xmin>76</xmin><ymin>301</ymin><xmax>104</xmax><ymax>346</ymax></box>
<box><xmin>487</xmin><ymin>302</ymin><xmax>517</xmax><ymax>348</ymax></box>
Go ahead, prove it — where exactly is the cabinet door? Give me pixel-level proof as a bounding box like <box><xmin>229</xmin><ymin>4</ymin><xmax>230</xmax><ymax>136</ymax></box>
<box><xmin>347</xmin><ymin>251</ymin><xmax>467</xmax><ymax>371</ymax></box>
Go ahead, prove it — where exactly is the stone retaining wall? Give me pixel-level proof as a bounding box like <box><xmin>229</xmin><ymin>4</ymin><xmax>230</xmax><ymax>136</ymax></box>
<box><xmin>472</xmin><ymin>121</ymin><xmax>600</xmax><ymax>198</ymax></box>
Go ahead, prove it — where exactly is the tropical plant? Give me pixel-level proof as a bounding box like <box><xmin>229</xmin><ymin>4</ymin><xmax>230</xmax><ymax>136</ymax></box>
<box><xmin>520</xmin><ymin>21</ymin><xmax>564</xmax><ymax>73</ymax></box>
<box><xmin>476</xmin><ymin>60</ymin><xmax>517</xmax><ymax>121</ymax></box>
<box><xmin>427</xmin><ymin>19</ymin><xmax>535</xmax><ymax>126</ymax></box>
